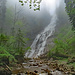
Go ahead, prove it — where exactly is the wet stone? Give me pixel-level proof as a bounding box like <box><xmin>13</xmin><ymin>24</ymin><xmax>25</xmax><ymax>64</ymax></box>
<box><xmin>11</xmin><ymin>58</ymin><xmax>75</xmax><ymax>75</ymax></box>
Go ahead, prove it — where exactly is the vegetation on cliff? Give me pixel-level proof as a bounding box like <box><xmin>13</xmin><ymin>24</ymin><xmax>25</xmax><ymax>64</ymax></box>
<box><xmin>48</xmin><ymin>25</ymin><xmax>75</xmax><ymax>66</ymax></box>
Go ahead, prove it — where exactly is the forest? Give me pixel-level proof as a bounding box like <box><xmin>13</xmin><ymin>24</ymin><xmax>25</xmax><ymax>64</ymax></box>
<box><xmin>0</xmin><ymin>0</ymin><xmax>75</xmax><ymax>75</ymax></box>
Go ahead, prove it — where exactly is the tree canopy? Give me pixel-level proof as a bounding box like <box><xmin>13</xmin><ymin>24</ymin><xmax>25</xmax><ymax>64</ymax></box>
<box><xmin>65</xmin><ymin>0</ymin><xmax>75</xmax><ymax>30</ymax></box>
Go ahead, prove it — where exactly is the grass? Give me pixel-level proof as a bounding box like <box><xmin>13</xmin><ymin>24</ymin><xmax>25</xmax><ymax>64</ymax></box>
<box><xmin>67</xmin><ymin>63</ymin><xmax>75</xmax><ymax>67</ymax></box>
<box><xmin>58</xmin><ymin>58</ymin><xmax>75</xmax><ymax>68</ymax></box>
<box><xmin>58</xmin><ymin>58</ymin><xmax>68</xmax><ymax>64</ymax></box>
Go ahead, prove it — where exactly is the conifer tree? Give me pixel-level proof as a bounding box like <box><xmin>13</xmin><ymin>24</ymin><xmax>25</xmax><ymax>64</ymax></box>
<box><xmin>15</xmin><ymin>28</ymin><xmax>26</xmax><ymax>57</ymax></box>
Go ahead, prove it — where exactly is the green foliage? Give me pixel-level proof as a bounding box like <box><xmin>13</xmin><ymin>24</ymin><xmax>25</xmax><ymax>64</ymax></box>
<box><xmin>0</xmin><ymin>28</ymin><xmax>29</xmax><ymax>65</ymax></box>
<box><xmin>19</xmin><ymin>0</ymin><xmax>42</xmax><ymax>11</ymax></box>
<box><xmin>0</xmin><ymin>46</ymin><xmax>16</xmax><ymax>65</ymax></box>
<box><xmin>54</xmin><ymin>39</ymin><xmax>69</xmax><ymax>53</ymax></box>
<box><xmin>67</xmin><ymin>36</ymin><xmax>75</xmax><ymax>54</ymax></box>
<box><xmin>48</xmin><ymin>39</ymin><xmax>69</xmax><ymax>58</ymax></box>
<box><xmin>65</xmin><ymin>0</ymin><xmax>75</xmax><ymax>30</ymax></box>
<box><xmin>15</xmin><ymin>20</ymin><xmax>24</xmax><ymax>26</ymax></box>
<box><xmin>48</xmin><ymin>26</ymin><xmax>75</xmax><ymax>59</ymax></box>
<box><xmin>0</xmin><ymin>34</ymin><xmax>8</xmax><ymax>45</ymax></box>
<box><xmin>14</xmin><ymin>28</ymin><xmax>28</xmax><ymax>56</ymax></box>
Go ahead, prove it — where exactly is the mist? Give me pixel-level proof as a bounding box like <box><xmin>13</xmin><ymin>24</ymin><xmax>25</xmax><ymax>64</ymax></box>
<box><xmin>1</xmin><ymin>0</ymin><xmax>69</xmax><ymax>43</ymax></box>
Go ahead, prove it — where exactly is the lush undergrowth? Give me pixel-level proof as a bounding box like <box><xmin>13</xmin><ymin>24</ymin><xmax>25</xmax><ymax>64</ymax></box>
<box><xmin>0</xmin><ymin>29</ymin><xmax>29</xmax><ymax>66</ymax></box>
<box><xmin>48</xmin><ymin>25</ymin><xmax>75</xmax><ymax>63</ymax></box>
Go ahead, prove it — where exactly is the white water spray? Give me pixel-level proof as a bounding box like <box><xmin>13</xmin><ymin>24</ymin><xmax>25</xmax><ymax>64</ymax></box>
<box><xmin>25</xmin><ymin>0</ymin><xmax>61</xmax><ymax>58</ymax></box>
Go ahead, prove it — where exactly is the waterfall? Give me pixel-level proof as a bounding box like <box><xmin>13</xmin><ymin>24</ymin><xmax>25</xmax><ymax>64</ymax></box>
<box><xmin>25</xmin><ymin>14</ymin><xmax>57</xmax><ymax>58</ymax></box>
<box><xmin>25</xmin><ymin>0</ymin><xmax>61</xmax><ymax>58</ymax></box>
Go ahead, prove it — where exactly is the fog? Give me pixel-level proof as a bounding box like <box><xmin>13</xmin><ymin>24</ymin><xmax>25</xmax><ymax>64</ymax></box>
<box><xmin>6</xmin><ymin>0</ymin><xmax>64</xmax><ymax>16</ymax></box>
<box><xmin>0</xmin><ymin>0</ymin><xmax>69</xmax><ymax>43</ymax></box>
<box><xmin>6</xmin><ymin>0</ymin><xmax>52</xmax><ymax>38</ymax></box>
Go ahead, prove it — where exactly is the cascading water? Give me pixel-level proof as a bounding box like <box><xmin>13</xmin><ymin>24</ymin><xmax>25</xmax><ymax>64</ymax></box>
<box><xmin>26</xmin><ymin>15</ymin><xmax>57</xmax><ymax>58</ymax></box>
<box><xmin>25</xmin><ymin>0</ymin><xmax>61</xmax><ymax>58</ymax></box>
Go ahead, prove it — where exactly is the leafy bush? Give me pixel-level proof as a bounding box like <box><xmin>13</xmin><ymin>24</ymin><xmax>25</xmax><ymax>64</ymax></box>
<box><xmin>0</xmin><ymin>34</ymin><xmax>8</xmax><ymax>45</ymax></box>
<box><xmin>48</xmin><ymin>27</ymin><xmax>75</xmax><ymax>59</ymax></box>
<box><xmin>0</xmin><ymin>46</ymin><xmax>16</xmax><ymax>65</ymax></box>
<box><xmin>0</xmin><ymin>28</ymin><xmax>29</xmax><ymax>65</ymax></box>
